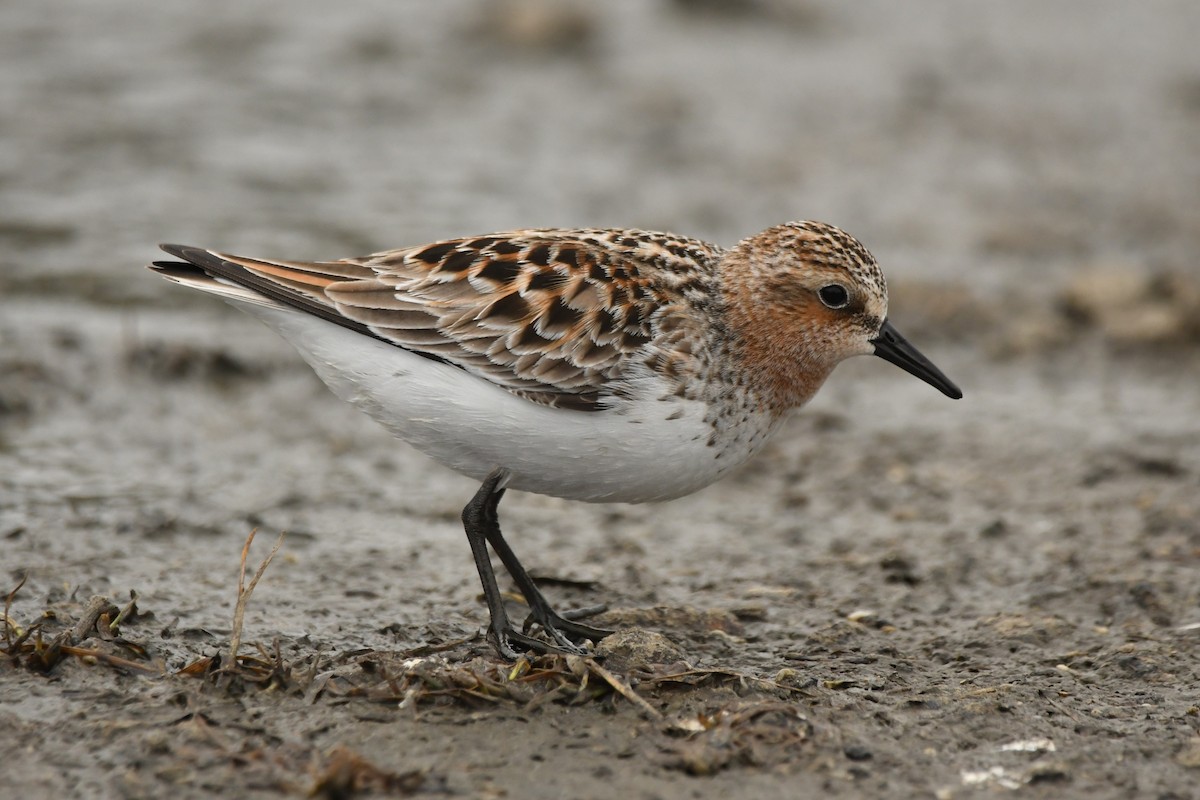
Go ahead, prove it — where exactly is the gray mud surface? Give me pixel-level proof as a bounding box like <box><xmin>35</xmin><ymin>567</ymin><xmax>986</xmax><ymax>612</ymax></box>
<box><xmin>3</xmin><ymin>2</ymin><xmax>1200</xmax><ymax>798</ymax></box>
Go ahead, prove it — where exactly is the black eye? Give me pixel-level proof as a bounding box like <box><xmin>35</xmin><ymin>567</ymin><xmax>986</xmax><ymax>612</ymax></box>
<box><xmin>818</xmin><ymin>284</ymin><xmax>849</xmax><ymax>309</ymax></box>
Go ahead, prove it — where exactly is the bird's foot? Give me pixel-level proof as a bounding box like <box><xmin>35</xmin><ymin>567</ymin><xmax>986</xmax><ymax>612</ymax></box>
<box><xmin>487</xmin><ymin>604</ymin><xmax>614</xmax><ymax>660</ymax></box>
<box><xmin>487</xmin><ymin>624</ymin><xmax>576</xmax><ymax>661</ymax></box>
<box><xmin>521</xmin><ymin>603</ymin><xmax>613</xmax><ymax>649</ymax></box>
<box><xmin>488</xmin><ymin>618</ymin><xmax>600</xmax><ymax>659</ymax></box>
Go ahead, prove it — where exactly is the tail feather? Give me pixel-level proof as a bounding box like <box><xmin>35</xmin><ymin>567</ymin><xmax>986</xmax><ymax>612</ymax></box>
<box><xmin>149</xmin><ymin>258</ymin><xmax>282</xmax><ymax>308</ymax></box>
<box><xmin>150</xmin><ymin>244</ymin><xmax>383</xmax><ymax>342</ymax></box>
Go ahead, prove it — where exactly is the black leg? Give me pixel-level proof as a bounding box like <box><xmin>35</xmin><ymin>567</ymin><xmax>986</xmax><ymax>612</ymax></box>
<box><xmin>461</xmin><ymin>468</ymin><xmax>550</xmax><ymax>658</ymax></box>
<box><xmin>462</xmin><ymin>468</ymin><xmax>612</xmax><ymax>658</ymax></box>
<box><xmin>482</xmin><ymin>515</ymin><xmax>612</xmax><ymax>647</ymax></box>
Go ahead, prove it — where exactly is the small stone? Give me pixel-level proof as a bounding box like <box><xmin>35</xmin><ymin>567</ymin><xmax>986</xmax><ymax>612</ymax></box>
<box><xmin>470</xmin><ymin>0</ymin><xmax>597</xmax><ymax>55</ymax></box>
<box><xmin>1059</xmin><ymin>267</ymin><xmax>1200</xmax><ymax>346</ymax></box>
<box><xmin>980</xmin><ymin>518</ymin><xmax>1009</xmax><ymax>538</ymax></box>
<box><xmin>1179</xmin><ymin>737</ymin><xmax>1200</xmax><ymax>768</ymax></box>
<box><xmin>844</xmin><ymin>744</ymin><xmax>873</xmax><ymax>761</ymax></box>
<box><xmin>593</xmin><ymin>627</ymin><xmax>685</xmax><ymax>670</ymax></box>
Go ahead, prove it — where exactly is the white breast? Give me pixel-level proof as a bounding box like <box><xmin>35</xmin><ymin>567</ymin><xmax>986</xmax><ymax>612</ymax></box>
<box><xmin>243</xmin><ymin>304</ymin><xmax>775</xmax><ymax>503</ymax></box>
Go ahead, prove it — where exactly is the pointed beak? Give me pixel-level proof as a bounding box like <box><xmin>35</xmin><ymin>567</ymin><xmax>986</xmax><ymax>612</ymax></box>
<box><xmin>871</xmin><ymin>319</ymin><xmax>963</xmax><ymax>399</ymax></box>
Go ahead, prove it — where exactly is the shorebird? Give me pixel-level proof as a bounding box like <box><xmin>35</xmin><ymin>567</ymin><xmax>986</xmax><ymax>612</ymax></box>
<box><xmin>150</xmin><ymin>221</ymin><xmax>961</xmax><ymax>658</ymax></box>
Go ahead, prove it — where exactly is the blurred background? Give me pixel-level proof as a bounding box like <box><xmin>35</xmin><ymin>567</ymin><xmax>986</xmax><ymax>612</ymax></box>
<box><xmin>3</xmin><ymin>2</ymin><xmax>1200</xmax><ymax>796</ymax></box>
<box><xmin>4</xmin><ymin>0</ymin><xmax>1200</xmax><ymax>625</ymax></box>
<box><xmin>4</xmin><ymin>0</ymin><xmax>1200</xmax><ymax>660</ymax></box>
<box><xmin>3</xmin><ymin>0</ymin><xmax>1198</xmax><ymax>296</ymax></box>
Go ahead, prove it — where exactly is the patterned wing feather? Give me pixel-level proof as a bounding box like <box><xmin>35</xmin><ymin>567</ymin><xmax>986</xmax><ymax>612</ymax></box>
<box><xmin>190</xmin><ymin>229</ymin><xmax>722</xmax><ymax>411</ymax></box>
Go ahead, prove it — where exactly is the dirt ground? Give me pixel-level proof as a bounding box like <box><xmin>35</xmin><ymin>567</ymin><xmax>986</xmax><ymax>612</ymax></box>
<box><xmin>3</xmin><ymin>2</ymin><xmax>1200</xmax><ymax>798</ymax></box>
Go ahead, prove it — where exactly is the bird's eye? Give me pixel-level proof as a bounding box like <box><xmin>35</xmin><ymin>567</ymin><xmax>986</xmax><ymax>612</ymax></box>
<box><xmin>818</xmin><ymin>284</ymin><xmax>849</xmax><ymax>309</ymax></box>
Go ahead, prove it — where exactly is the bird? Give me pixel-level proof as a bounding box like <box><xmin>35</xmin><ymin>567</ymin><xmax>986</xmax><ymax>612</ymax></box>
<box><xmin>149</xmin><ymin>221</ymin><xmax>962</xmax><ymax>659</ymax></box>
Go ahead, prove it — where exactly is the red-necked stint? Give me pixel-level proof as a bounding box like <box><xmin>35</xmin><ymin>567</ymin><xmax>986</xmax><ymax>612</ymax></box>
<box><xmin>151</xmin><ymin>221</ymin><xmax>962</xmax><ymax>658</ymax></box>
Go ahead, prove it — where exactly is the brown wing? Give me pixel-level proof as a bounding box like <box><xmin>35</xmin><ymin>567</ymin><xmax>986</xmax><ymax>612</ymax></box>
<box><xmin>160</xmin><ymin>229</ymin><xmax>722</xmax><ymax>411</ymax></box>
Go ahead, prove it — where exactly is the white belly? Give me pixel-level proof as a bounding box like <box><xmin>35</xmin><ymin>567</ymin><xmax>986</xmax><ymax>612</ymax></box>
<box><xmin>244</xmin><ymin>305</ymin><xmax>775</xmax><ymax>503</ymax></box>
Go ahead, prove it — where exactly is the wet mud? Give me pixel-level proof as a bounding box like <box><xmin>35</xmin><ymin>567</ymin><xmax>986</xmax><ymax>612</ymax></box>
<box><xmin>3</xmin><ymin>2</ymin><xmax>1199</xmax><ymax>798</ymax></box>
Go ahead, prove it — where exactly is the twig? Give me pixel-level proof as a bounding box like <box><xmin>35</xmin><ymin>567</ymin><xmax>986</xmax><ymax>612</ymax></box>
<box><xmin>3</xmin><ymin>573</ymin><xmax>26</xmax><ymax>649</ymax></box>
<box><xmin>583</xmin><ymin>657</ymin><xmax>663</xmax><ymax>720</ymax></box>
<box><xmin>395</xmin><ymin>634</ymin><xmax>479</xmax><ymax>659</ymax></box>
<box><xmin>1038</xmin><ymin>689</ymin><xmax>1084</xmax><ymax>724</ymax></box>
<box><xmin>109</xmin><ymin>590</ymin><xmax>139</xmax><ymax>631</ymax></box>
<box><xmin>59</xmin><ymin>645</ymin><xmax>165</xmax><ymax>676</ymax></box>
<box><xmin>725</xmin><ymin>700</ymin><xmax>802</xmax><ymax>726</ymax></box>
<box><xmin>4</xmin><ymin>622</ymin><xmax>38</xmax><ymax>652</ymax></box>
<box><xmin>301</xmin><ymin>644</ymin><xmax>326</xmax><ymax>691</ymax></box>
<box><xmin>72</xmin><ymin>596</ymin><xmax>117</xmax><ymax>641</ymax></box>
<box><xmin>229</xmin><ymin>528</ymin><xmax>286</xmax><ymax>664</ymax></box>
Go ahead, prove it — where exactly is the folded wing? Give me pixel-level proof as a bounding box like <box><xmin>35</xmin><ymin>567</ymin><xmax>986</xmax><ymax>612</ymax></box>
<box><xmin>153</xmin><ymin>230</ymin><xmax>707</xmax><ymax>410</ymax></box>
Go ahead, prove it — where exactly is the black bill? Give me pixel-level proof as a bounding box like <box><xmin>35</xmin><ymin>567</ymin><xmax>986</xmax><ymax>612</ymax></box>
<box><xmin>872</xmin><ymin>319</ymin><xmax>963</xmax><ymax>399</ymax></box>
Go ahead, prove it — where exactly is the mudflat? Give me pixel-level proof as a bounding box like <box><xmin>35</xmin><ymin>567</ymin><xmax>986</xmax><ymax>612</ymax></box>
<box><xmin>2</xmin><ymin>3</ymin><xmax>1198</xmax><ymax>798</ymax></box>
